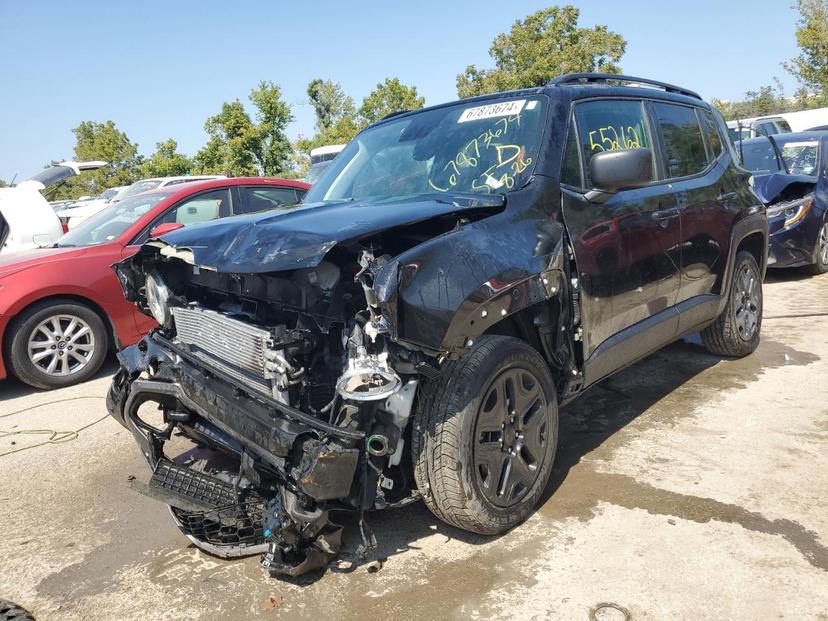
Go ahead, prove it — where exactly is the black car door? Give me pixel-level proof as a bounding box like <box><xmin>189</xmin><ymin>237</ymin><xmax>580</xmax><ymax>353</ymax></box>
<box><xmin>650</xmin><ymin>103</ymin><xmax>740</xmax><ymax>332</ymax></box>
<box><xmin>560</xmin><ymin>98</ymin><xmax>682</xmax><ymax>383</ymax></box>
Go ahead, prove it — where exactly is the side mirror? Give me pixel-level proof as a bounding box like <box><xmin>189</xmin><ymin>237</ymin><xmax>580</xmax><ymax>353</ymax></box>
<box><xmin>587</xmin><ymin>148</ymin><xmax>653</xmax><ymax>202</ymax></box>
<box><xmin>149</xmin><ymin>222</ymin><xmax>184</xmax><ymax>238</ymax></box>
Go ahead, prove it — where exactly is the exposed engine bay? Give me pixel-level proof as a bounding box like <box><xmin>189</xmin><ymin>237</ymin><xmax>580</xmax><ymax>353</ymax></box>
<box><xmin>105</xmin><ymin>197</ymin><xmax>557</xmax><ymax>577</ymax></box>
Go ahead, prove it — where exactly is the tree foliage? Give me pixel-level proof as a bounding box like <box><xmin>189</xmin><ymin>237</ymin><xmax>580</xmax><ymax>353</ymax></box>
<box><xmin>307</xmin><ymin>79</ymin><xmax>355</xmax><ymax>131</ymax></box>
<box><xmin>51</xmin><ymin>120</ymin><xmax>141</xmax><ymax>200</ymax></box>
<box><xmin>711</xmin><ymin>79</ymin><xmax>827</xmax><ymax>121</ymax></box>
<box><xmin>138</xmin><ymin>139</ymin><xmax>193</xmax><ymax>178</ymax></box>
<box><xmin>357</xmin><ymin>77</ymin><xmax>425</xmax><ymax>125</ymax></box>
<box><xmin>194</xmin><ymin>81</ymin><xmax>293</xmax><ymax>177</ymax></box>
<box><xmin>294</xmin><ymin>77</ymin><xmax>425</xmax><ymax>175</ymax></box>
<box><xmin>785</xmin><ymin>0</ymin><xmax>828</xmax><ymax>94</ymax></box>
<box><xmin>456</xmin><ymin>5</ymin><xmax>626</xmax><ymax>98</ymax></box>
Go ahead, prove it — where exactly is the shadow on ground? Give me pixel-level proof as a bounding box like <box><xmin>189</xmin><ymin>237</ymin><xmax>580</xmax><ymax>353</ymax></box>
<box><xmin>275</xmin><ymin>337</ymin><xmax>727</xmax><ymax>585</ymax></box>
<box><xmin>0</xmin><ymin>356</ymin><xmax>118</xmax><ymax>403</ymax></box>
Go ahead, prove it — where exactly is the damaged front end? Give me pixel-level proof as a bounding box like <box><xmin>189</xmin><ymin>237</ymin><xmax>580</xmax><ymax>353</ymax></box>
<box><xmin>107</xmin><ymin>197</ymin><xmax>509</xmax><ymax>577</ymax></box>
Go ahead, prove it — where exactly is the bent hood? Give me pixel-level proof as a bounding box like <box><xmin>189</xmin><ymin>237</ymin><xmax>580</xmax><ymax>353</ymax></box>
<box><xmin>752</xmin><ymin>172</ymin><xmax>816</xmax><ymax>204</ymax></box>
<box><xmin>143</xmin><ymin>195</ymin><xmax>504</xmax><ymax>273</ymax></box>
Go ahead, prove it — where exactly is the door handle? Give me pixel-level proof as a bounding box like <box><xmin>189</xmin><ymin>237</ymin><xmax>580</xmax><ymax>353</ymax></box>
<box><xmin>718</xmin><ymin>191</ymin><xmax>737</xmax><ymax>201</ymax></box>
<box><xmin>651</xmin><ymin>207</ymin><xmax>681</xmax><ymax>221</ymax></box>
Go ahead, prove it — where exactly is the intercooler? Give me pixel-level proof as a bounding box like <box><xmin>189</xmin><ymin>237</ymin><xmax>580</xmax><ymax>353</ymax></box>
<box><xmin>171</xmin><ymin>306</ymin><xmax>274</xmax><ymax>394</ymax></box>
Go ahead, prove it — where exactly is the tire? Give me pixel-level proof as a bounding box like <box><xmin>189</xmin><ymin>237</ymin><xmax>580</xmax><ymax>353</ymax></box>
<box><xmin>701</xmin><ymin>251</ymin><xmax>762</xmax><ymax>357</ymax></box>
<box><xmin>0</xmin><ymin>600</ymin><xmax>35</xmax><ymax>621</ymax></box>
<box><xmin>411</xmin><ymin>335</ymin><xmax>559</xmax><ymax>535</ymax></box>
<box><xmin>804</xmin><ymin>220</ymin><xmax>828</xmax><ymax>275</ymax></box>
<box><xmin>5</xmin><ymin>299</ymin><xmax>109</xmax><ymax>390</ymax></box>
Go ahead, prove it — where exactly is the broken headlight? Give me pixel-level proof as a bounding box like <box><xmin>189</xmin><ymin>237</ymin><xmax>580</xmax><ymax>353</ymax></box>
<box><xmin>145</xmin><ymin>272</ymin><xmax>171</xmax><ymax>326</ymax></box>
<box><xmin>767</xmin><ymin>194</ymin><xmax>814</xmax><ymax>228</ymax></box>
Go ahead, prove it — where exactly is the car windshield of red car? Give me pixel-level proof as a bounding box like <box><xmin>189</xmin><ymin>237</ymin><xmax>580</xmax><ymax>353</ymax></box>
<box><xmin>56</xmin><ymin>191</ymin><xmax>173</xmax><ymax>247</ymax></box>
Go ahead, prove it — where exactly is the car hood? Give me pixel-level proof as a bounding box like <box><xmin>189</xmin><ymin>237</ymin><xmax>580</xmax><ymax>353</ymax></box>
<box><xmin>0</xmin><ymin>245</ymin><xmax>87</xmax><ymax>279</ymax></box>
<box><xmin>752</xmin><ymin>172</ymin><xmax>817</xmax><ymax>204</ymax></box>
<box><xmin>145</xmin><ymin>194</ymin><xmax>505</xmax><ymax>273</ymax></box>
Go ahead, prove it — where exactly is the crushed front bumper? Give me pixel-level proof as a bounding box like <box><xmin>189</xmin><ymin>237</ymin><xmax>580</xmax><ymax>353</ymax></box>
<box><xmin>107</xmin><ymin>332</ymin><xmax>367</xmax><ymax>573</ymax></box>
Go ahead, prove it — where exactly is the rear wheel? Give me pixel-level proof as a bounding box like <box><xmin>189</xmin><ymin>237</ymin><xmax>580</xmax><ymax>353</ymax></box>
<box><xmin>5</xmin><ymin>300</ymin><xmax>109</xmax><ymax>390</ymax></box>
<box><xmin>805</xmin><ymin>220</ymin><xmax>828</xmax><ymax>275</ymax></box>
<box><xmin>701</xmin><ymin>251</ymin><xmax>762</xmax><ymax>357</ymax></box>
<box><xmin>412</xmin><ymin>336</ymin><xmax>558</xmax><ymax>535</ymax></box>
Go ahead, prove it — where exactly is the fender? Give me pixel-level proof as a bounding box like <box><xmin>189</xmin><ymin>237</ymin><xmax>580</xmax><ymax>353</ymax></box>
<box><xmin>714</xmin><ymin>209</ymin><xmax>769</xmax><ymax>317</ymax></box>
<box><xmin>372</xmin><ymin>178</ymin><xmax>568</xmax><ymax>356</ymax></box>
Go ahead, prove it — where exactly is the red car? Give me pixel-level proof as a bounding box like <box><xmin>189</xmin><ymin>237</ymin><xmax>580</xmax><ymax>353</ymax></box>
<box><xmin>0</xmin><ymin>177</ymin><xmax>309</xmax><ymax>389</ymax></box>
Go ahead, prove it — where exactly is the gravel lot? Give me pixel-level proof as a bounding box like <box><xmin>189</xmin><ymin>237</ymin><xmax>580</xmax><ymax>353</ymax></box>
<box><xmin>1</xmin><ymin>269</ymin><xmax>826</xmax><ymax>620</ymax></box>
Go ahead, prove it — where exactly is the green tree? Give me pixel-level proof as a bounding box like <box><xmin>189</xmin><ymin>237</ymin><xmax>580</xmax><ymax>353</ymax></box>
<box><xmin>51</xmin><ymin>120</ymin><xmax>142</xmax><ymax>200</ymax></box>
<box><xmin>357</xmin><ymin>77</ymin><xmax>425</xmax><ymax>125</ymax></box>
<box><xmin>138</xmin><ymin>139</ymin><xmax>193</xmax><ymax>178</ymax></box>
<box><xmin>194</xmin><ymin>81</ymin><xmax>294</xmax><ymax>176</ymax></box>
<box><xmin>307</xmin><ymin>79</ymin><xmax>355</xmax><ymax>131</ymax></box>
<box><xmin>711</xmin><ymin>78</ymin><xmax>826</xmax><ymax>121</ymax></box>
<box><xmin>294</xmin><ymin>77</ymin><xmax>424</xmax><ymax>176</ymax></box>
<box><xmin>456</xmin><ymin>5</ymin><xmax>626</xmax><ymax>98</ymax></box>
<box><xmin>785</xmin><ymin>0</ymin><xmax>828</xmax><ymax>95</ymax></box>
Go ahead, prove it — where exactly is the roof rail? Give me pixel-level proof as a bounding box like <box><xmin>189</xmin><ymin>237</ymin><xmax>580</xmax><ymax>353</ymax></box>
<box><xmin>380</xmin><ymin>109</ymin><xmax>411</xmax><ymax>121</ymax></box>
<box><xmin>549</xmin><ymin>73</ymin><xmax>702</xmax><ymax>101</ymax></box>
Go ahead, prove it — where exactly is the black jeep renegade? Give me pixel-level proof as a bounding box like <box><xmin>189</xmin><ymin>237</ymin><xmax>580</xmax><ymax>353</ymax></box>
<box><xmin>107</xmin><ymin>74</ymin><xmax>768</xmax><ymax>577</ymax></box>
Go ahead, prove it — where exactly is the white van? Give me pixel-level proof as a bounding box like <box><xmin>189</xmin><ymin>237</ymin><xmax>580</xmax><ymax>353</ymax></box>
<box><xmin>0</xmin><ymin>161</ymin><xmax>106</xmax><ymax>254</ymax></box>
<box><xmin>306</xmin><ymin>145</ymin><xmax>345</xmax><ymax>184</ymax></box>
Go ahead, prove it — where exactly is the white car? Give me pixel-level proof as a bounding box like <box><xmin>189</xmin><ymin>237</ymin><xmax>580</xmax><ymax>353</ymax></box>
<box><xmin>63</xmin><ymin>176</ymin><xmax>225</xmax><ymax>229</ymax></box>
<box><xmin>54</xmin><ymin>185</ymin><xmax>127</xmax><ymax>229</ymax></box>
<box><xmin>0</xmin><ymin>161</ymin><xmax>107</xmax><ymax>254</ymax></box>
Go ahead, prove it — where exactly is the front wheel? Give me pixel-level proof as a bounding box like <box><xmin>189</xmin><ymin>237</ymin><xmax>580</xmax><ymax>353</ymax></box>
<box><xmin>701</xmin><ymin>251</ymin><xmax>762</xmax><ymax>357</ymax></box>
<box><xmin>805</xmin><ymin>220</ymin><xmax>828</xmax><ymax>275</ymax></box>
<box><xmin>5</xmin><ymin>300</ymin><xmax>109</xmax><ymax>389</ymax></box>
<box><xmin>412</xmin><ymin>336</ymin><xmax>558</xmax><ymax>535</ymax></box>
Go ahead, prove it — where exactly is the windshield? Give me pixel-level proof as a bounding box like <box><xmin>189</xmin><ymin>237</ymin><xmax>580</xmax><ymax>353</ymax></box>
<box><xmin>57</xmin><ymin>191</ymin><xmax>172</xmax><ymax>247</ymax></box>
<box><xmin>118</xmin><ymin>179</ymin><xmax>163</xmax><ymax>200</ymax></box>
<box><xmin>305</xmin><ymin>96</ymin><xmax>547</xmax><ymax>203</ymax></box>
<box><xmin>306</xmin><ymin>160</ymin><xmax>333</xmax><ymax>185</ymax></box>
<box><xmin>777</xmin><ymin>139</ymin><xmax>819</xmax><ymax>175</ymax></box>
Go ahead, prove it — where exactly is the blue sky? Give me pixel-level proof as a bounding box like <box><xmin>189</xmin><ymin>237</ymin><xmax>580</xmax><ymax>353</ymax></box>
<box><xmin>0</xmin><ymin>0</ymin><xmax>802</xmax><ymax>182</ymax></box>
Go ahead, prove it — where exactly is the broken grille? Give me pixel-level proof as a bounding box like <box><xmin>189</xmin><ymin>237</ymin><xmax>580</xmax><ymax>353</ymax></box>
<box><xmin>171</xmin><ymin>306</ymin><xmax>271</xmax><ymax>380</ymax></box>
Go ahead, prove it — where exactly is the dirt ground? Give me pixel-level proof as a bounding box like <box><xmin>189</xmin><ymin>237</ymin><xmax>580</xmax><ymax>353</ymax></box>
<box><xmin>1</xmin><ymin>268</ymin><xmax>826</xmax><ymax>621</ymax></box>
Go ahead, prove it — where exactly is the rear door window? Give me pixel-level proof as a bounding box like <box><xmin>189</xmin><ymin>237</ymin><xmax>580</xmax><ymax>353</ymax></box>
<box><xmin>160</xmin><ymin>189</ymin><xmax>231</xmax><ymax>225</ymax></box>
<box><xmin>237</xmin><ymin>187</ymin><xmax>299</xmax><ymax>215</ymax></box>
<box><xmin>652</xmin><ymin>103</ymin><xmax>708</xmax><ymax>178</ymax></box>
<box><xmin>573</xmin><ymin>99</ymin><xmax>653</xmax><ymax>187</ymax></box>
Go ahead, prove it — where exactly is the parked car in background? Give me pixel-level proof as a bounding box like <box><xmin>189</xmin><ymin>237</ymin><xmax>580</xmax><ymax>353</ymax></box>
<box><xmin>727</xmin><ymin>108</ymin><xmax>828</xmax><ymax>142</ymax></box>
<box><xmin>105</xmin><ymin>74</ymin><xmax>767</xmax><ymax>577</ymax></box>
<box><xmin>727</xmin><ymin>116</ymin><xmax>792</xmax><ymax>142</ymax></box>
<box><xmin>306</xmin><ymin>144</ymin><xmax>345</xmax><ymax>184</ymax></box>
<box><xmin>738</xmin><ymin>131</ymin><xmax>828</xmax><ymax>273</ymax></box>
<box><xmin>0</xmin><ymin>160</ymin><xmax>107</xmax><ymax>254</ymax></box>
<box><xmin>116</xmin><ymin>175</ymin><xmax>227</xmax><ymax>202</ymax></box>
<box><xmin>55</xmin><ymin>185</ymin><xmax>127</xmax><ymax>229</ymax></box>
<box><xmin>0</xmin><ymin>177</ymin><xmax>309</xmax><ymax>389</ymax></box>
